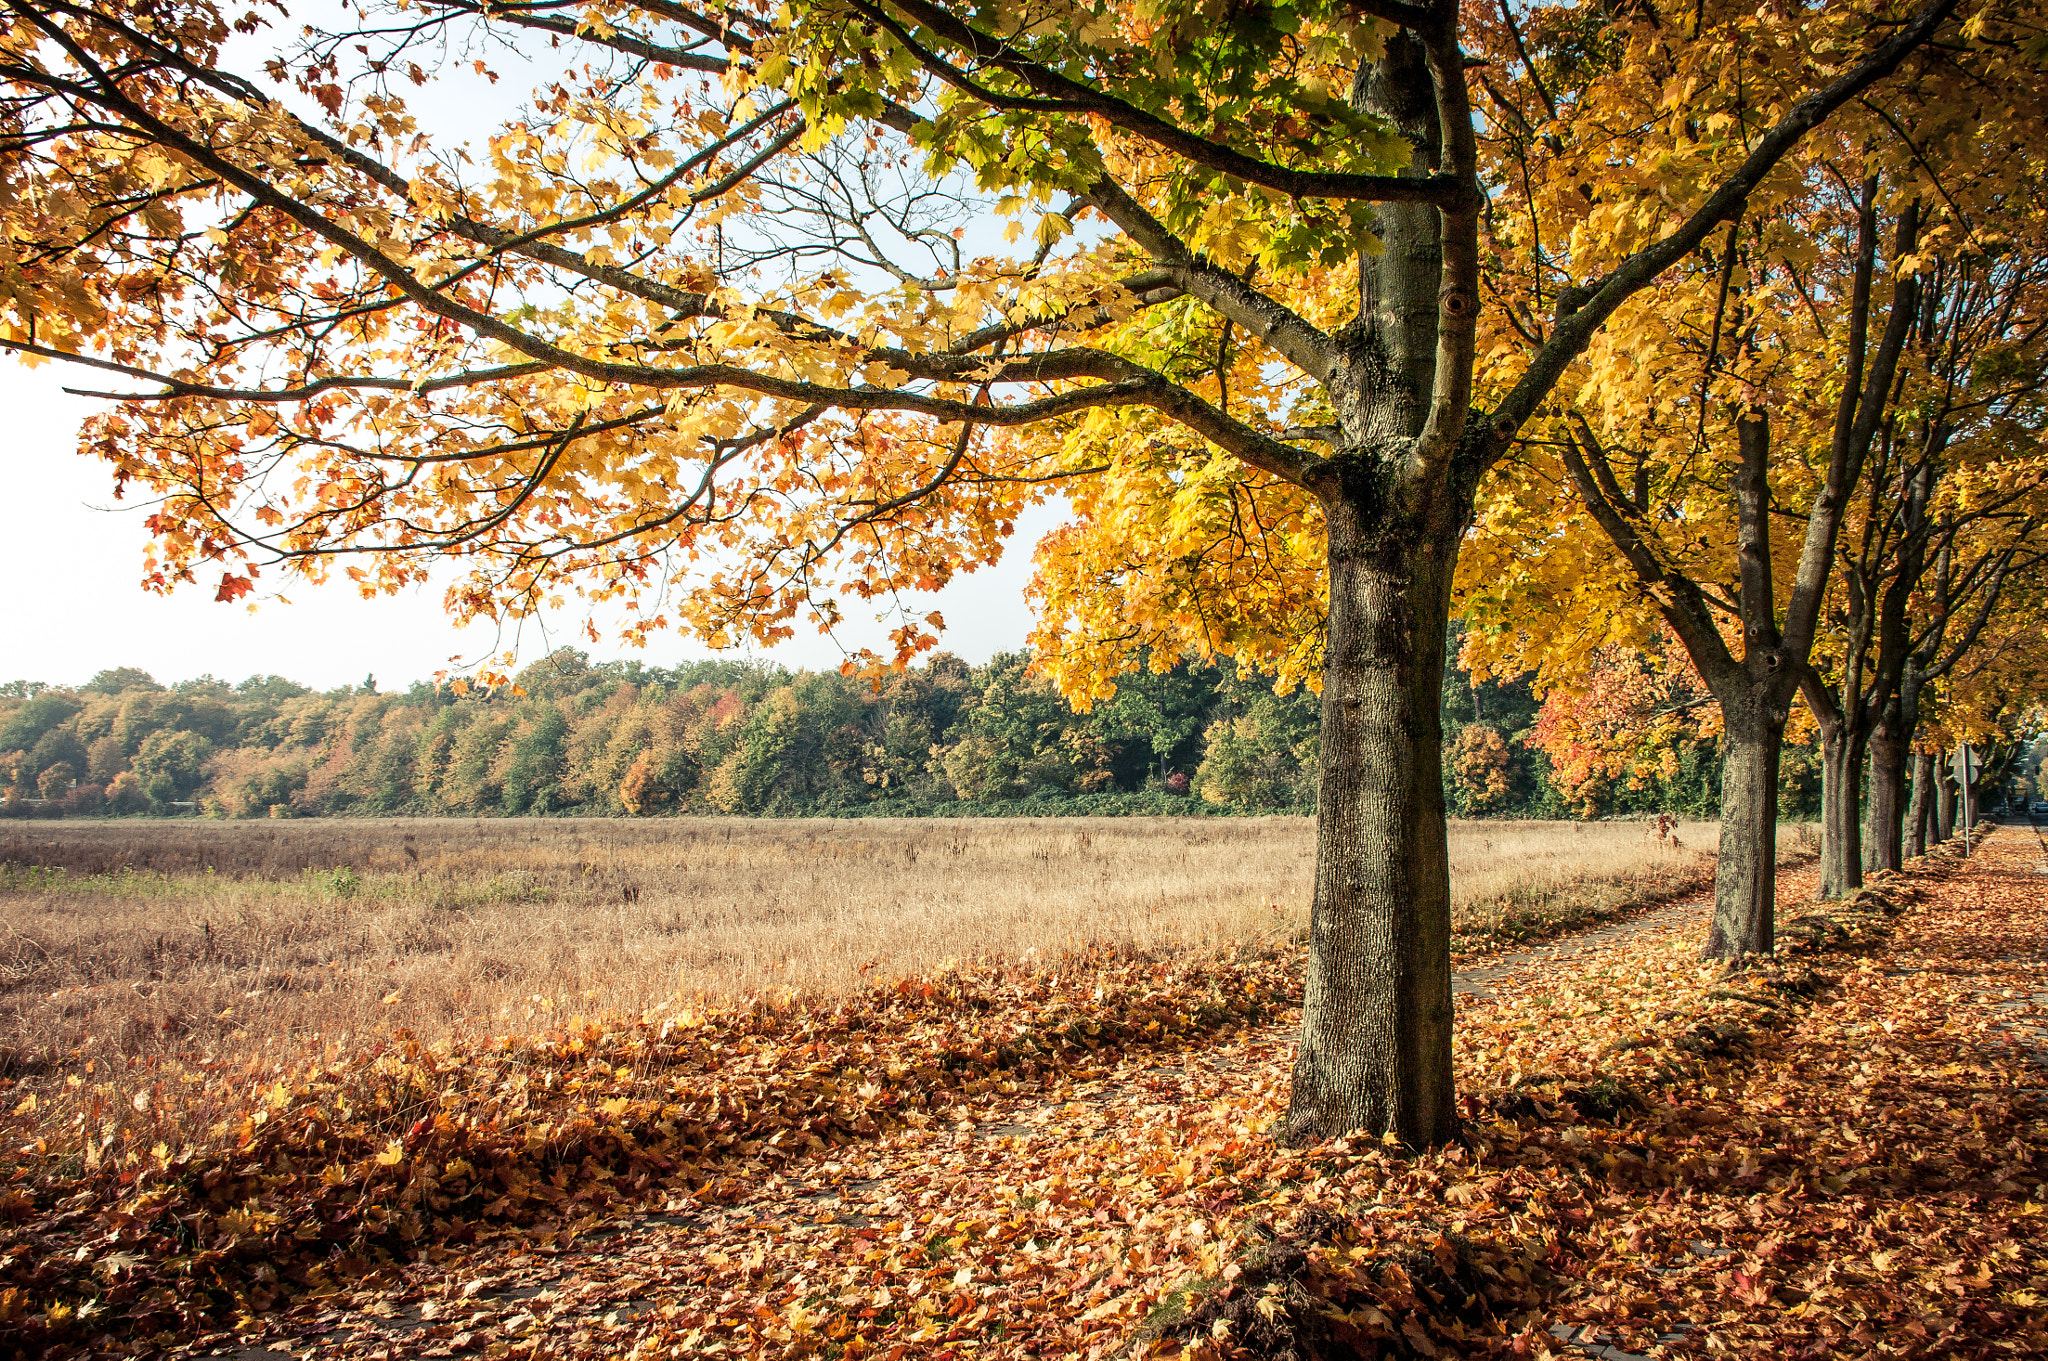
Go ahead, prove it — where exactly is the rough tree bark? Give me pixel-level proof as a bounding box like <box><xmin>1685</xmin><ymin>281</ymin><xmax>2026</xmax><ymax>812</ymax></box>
<box><xmin>1282</xmin><ymin>29</ymin><xmax>1475</xmax><ymax>1148</ymax></box>
<box><xmin>1895</xmin><ymin>540</ymin><xmax>2037</xmax><ymax>861</ymax></box>
<box><xmin>1562</xmin><ymin>178</ymin><xmax>1925</xmax><ymax>956</ymax></box>
<box><xmin>1881</xmin><ymin>538</ymin><xmax>2038</xmax><ymax>866</ymax></box>
<box><xmin>1865</xmin><ymin>700</ymin><xmax>1910</xmax><ymax>872</ymax></box>
<box><xmin>1816</xmin><ymin>720</ymin><xmax>1867</xmax><ymax>897</ymax></box>
<box><xmin>1289</xmin><ymin>482</ymin><xmax>1471</xmax><ymax>1146</ymax></box>
<box><xmin>1268</xmin><ymin>1</ymin><xmax>1944</xmax><ymax>1141</ymax></box>
<box><xmin>1562</xmin><ymin>410</ymin><xmax>1805</xmax><ymax>961</ymax></box>
<box><xmin>1705</xmin><ymin>694</ymin><xmax>1788</xmax><ymax>956</ymax></box>
<box><xmin>1801</xmin><ymin>273</ymin><xmax>2043</xmax><ymax>883</ymax></box>
<box><xmin>1858</xmin><ymin>466</ymin><xmax>1943</xmax><ymax>878</ymax></box>
<box><xmin>1795</xmin><ymin>211</ymin><xmax>1928</xmax><ymax>898</ymax></box>
<box><xmin>1907</xmin><ymin>748</ymin><xmax>1935</xmax><ymax>856</ymax></box>
<box><xmin>1701</xmin><ymin>413</ymin><xmax>1807</xmax><ymax>957</ymax></box>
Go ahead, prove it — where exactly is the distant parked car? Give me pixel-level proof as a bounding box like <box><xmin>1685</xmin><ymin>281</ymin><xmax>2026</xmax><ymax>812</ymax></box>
<box><xmin>2030</xmin><ymin>800</ymin><xmax>2048</xmax><ymax>820</ymax></box>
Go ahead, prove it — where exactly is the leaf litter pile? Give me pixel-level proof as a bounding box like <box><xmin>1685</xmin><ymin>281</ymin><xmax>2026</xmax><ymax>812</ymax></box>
<box><xmin>2</xmin><ymin>832</ymin><xmax>2043</xmax><ymax>1358</ymax></box>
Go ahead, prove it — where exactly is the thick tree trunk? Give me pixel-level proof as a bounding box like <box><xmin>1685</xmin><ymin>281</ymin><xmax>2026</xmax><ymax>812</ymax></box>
<box><xmin>1285</xmin><ymin>493</ymin><xmax>1461</xmax><ymax>1149</ymax></box>
<box><xmin>1864</xmin><ymin>722</ymin><xmax>1908</xmax><ymax>874</ymax></box>
<box><xmin>1905</xmin><ymin>748</ymin><xmax>1934</xmax><ymax>859</ymax></box>
<box><xmin>1937</xmin><ymin>773</ymin><xmax>1957</xmax><ymax>842</ymax></box>
<box><xmin>1280</xmin><ymin>26</ymin><xmax>1471</xmax><ymax>1150</ymax></box>
<box><xmin>1817</xmin><ymin>723</ymin><xmax>1864</xmax><ymax>899</ymax></box>
<box><xmin>1704</xmin><ymin>698</ymin><xmax>1784</xmax><ymax>959</ymax></box>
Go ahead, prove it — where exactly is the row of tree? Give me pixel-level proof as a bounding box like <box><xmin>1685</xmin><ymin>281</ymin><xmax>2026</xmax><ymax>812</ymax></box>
<box><xmin>1457</xmin><ymin>69</ymin><xmax>2048</xmax><ymax>930</ymax></box>
<box><xmin>12</xmin><ymin>0</ymin><xmax>2048</xmax><ymax>1145</ymax></box>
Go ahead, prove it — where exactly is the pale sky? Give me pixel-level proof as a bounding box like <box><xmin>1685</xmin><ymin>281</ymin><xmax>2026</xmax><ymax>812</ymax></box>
<box><xmin>0</xmin><ymin>10</ymin><xmax>1053</xmax><ymax>694</ymax></box>
<box><xmin>0</xmin><ymin>360</ymin><xmax>1053</xmax><ymax>692</ymax></box>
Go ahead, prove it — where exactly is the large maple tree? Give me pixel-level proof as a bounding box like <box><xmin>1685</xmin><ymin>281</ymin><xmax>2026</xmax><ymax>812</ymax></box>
<box><xmin>0</xmin><ymin>0</ymin><xmax>1964</xmax><ymax>1142</ymax></box>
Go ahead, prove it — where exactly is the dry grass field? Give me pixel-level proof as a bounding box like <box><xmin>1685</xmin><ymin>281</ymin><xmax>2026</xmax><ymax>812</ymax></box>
<box><xmin>0</xmin><ymin>815</ymin><xmax>1783</xmax><ymax>1089</ymax></box>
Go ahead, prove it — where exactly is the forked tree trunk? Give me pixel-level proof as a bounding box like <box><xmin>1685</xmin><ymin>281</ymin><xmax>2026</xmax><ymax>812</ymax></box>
<box><xmin>1905</xmin><ymin>748</ymin><xmax>1934</xmax><ymax>859</ymax></box>
<box><xmin>1937</xmin><ymin>774</ymin><xmax>1957</xmax><ymax>842</ymax></box>
<box><xmin>1817</xmin><ymin>724</ymin><xmax>1865</xmax><ymax>899</ymax></box>
<box><xmin>1285</xmin><ymin>491</ymin><xmax>1463</xmax><ymax>1149</ymax></box>
<box><xmin>1865</xmin><ymin>720</ymin><xmax>1908</xmax><ymax>874</ymax></box>
<box><xmin>1280</xmin><ymin>26</ymin><xmax>1468</xmax><ymax>1150</ymax></box>
<box><xmin>1704</xmin><ymin>698</ymin><xmax>1785</xmax><ymax>958</ymax></box>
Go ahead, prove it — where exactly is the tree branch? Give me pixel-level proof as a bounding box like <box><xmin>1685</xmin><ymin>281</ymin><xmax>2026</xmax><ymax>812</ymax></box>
<box><xmin>1482</xmin><ymin>0</ymin><xmax>1957</xmax><ymax>455</ymax></box>
<box><xmin>858</xmin><ymin>0</ymin><xmax>1471</xmax><ymax>205</ymax></box>
<box><xmin>1085</xmin><ymin>178</ymin><xmax>1339</xmax><ymax>385</ymax></box>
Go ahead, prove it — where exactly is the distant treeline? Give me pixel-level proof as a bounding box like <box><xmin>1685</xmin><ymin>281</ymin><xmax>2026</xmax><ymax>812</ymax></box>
<box><xmin>0</xmin><ymin>642</ymin><xmax>1818</xmax><ymax>820</ymax></box>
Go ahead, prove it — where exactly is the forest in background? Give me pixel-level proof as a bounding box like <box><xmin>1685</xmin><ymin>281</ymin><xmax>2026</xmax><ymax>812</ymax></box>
<box><xmin>0</xmin><ymin>635</ymin><xmax>1807</xmax><ymax>821</ymax></box>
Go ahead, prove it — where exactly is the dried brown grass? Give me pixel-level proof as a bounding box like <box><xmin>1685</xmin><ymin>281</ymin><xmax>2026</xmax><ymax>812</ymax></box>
<box><xmin>0</xmin><ymin>815</ymin><xmax>1785</xmax><ymax>1089</ymax></box>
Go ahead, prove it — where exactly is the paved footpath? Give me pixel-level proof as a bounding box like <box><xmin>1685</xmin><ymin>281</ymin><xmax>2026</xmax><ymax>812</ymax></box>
<box><xmin>196</xmin><ymin>859</ymin><xmax>1841</xmax><ymax>1361</ymax></box>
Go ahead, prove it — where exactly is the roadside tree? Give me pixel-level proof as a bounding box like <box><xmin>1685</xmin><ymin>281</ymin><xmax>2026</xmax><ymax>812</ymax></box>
<box><xmin>1461</xmin><ymin>14</ymin><xmax>2046</xmax><ymax>948</ymax></box>
<box><xmin>1791</xmin><ymin>160</ymin><xmax>2048</xmax><ymax>892</ymax></box>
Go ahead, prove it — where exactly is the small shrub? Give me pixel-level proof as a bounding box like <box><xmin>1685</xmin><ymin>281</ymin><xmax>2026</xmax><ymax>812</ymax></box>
<box><xmin>36</xmin><ymin>761</ymin><xmax>75</xmax><ymax>803</ymax></box>
<box><xmin>104</xmin><ymin>770</ymin><xmax>149</xmax><ymax>815</ymax></box>
<box><xmin>309</xmin><ymin>864</ymin><xmax>362</xmax><ymax>898</ymax></box>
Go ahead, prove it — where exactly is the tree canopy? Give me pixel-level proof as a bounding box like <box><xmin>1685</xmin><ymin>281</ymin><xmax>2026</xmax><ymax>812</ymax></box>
<box><xmin>1459</xmin><ymin>0</ymin><xmax>2048</xmax><ymax>933</ymax></box>
<box><xmin>11</xmin><ymin>641</ymin><xmax>1745</xmax><ymax>821</ymax></box>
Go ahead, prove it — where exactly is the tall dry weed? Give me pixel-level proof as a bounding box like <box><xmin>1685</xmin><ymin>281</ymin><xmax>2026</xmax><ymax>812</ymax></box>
<box><xmin>0</xmin><ymin>815</ymin><xmax>1782</xmax><ymax>1155</ymax></box>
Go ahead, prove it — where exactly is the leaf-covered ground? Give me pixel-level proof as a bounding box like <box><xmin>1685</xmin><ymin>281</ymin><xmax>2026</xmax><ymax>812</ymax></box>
<box><xmin>3</xmin><ymin>833</ymin><xmax>2040</xmax><ymax>1359</ymax></box>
